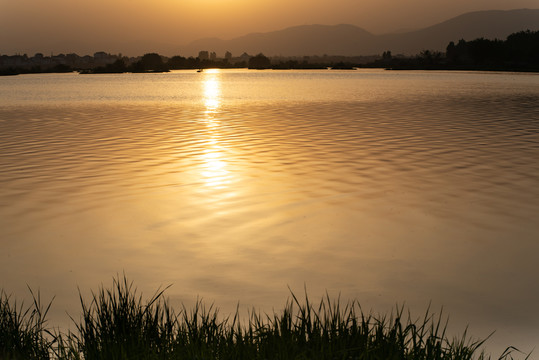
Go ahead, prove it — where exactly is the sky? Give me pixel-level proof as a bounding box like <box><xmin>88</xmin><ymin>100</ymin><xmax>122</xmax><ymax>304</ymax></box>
<box><xmin>1</xmin><ymin>0</ymin><xmax>538</xmax><ymax>56</ymax></box>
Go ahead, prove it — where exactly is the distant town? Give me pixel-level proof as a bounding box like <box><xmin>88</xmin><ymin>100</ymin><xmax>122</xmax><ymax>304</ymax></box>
<box><xmin>1</xmin><ymin>30</ymin><xmax>537</xmax><ymax>75</ymax></box>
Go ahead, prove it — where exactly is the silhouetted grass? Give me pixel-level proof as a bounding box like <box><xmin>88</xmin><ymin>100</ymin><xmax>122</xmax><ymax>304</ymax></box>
<box><xmin>0</xmin><ymin>288</ymin><xmax>54</xmax><ymax>359</ymax></box>
<box><xmin>0</xmin><ymin>276</ymin><xmax>531</xmax><ymax>359</ymax></box>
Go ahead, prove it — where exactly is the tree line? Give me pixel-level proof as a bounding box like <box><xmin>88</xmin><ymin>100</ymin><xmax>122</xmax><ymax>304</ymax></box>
<box><xmin>363</xmin><ymin>30</ymin><xmax>539</xmax><ymax>71</ymax></box>
<box><xmin>446</xmin><ymin>30</ymin><xmax>539</xmax><ymax>69</ymax></box>
<box><xmin>82</xmin><ymin>53</ymin><xmax>245</xmax><ymax>74</ymax></box>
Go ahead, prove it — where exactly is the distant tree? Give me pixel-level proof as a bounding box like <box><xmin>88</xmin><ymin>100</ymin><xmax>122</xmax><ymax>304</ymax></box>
<box><xmin>506</xmin><ymin>30</ymin><xmax>539</xmax><ymax>63</ymax></box>
<box><xmin>132</xmin><ymin>53</ymin><xmax>168</xmax><ymax>72</ymax></box>
<box><xmin>446</xmin><ymin>42</ymin><xmax>457</xmax><ymax>63</ymax></box>
<box><xmin>167</xmin><ymin>55</ymin><xmax>187</xmax><ymax>69</ymax></box>
<box><xmin>454</xmin><ymin>39</ymin><xmax>471</xmax><ymax>64</ymax></box>
<box><xmin>107</xmin><ymin>59</ymin><xmax>127</xmax><ymax>72</ymax></box>
<box><xmin>418</xmin><ymin>50</ymin><xmax>443</xmax><ymax>66</ymax></box>
<box><xmin>465</xmin><ymin>38</ymin><xmax>503</xmax><ymax>65</ymax></box>
<box><xmin>381</xmin><ymin>50</ymin><xmax>393</xmax><ymax>66</ymax></box>
<box><xmin>248</xmin><ymin>53</ymin><xmax>271</xmax><ymax>69</ymax></box>
<box><xmin>185</xmin><ymin>56</ymin><xmax>200</xmax><ymax>68</ymax></box>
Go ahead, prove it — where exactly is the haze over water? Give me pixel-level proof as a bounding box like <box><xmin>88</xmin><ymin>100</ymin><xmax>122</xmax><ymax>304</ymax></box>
<box><xmin>1</xmin><ymin>69</ymin><xmax>539</xmax><ymax>356</ymax></box>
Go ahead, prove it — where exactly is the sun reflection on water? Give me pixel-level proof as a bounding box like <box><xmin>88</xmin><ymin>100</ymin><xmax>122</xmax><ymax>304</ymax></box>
<box><xmin>203</xmin><ymin>70</ymin><xmax>221</xmax><ymax>111</ymax></box>
<box><xmin>199</xmin><ymin>69</ymin><xmax>230</xmax><ymax>189</ymax></box>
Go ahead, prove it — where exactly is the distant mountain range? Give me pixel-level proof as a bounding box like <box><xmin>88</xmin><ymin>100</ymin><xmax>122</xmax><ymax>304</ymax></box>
<box><xmin>180</xmin><ymin>9</ymin><xmax>539</xmax><ymax>57</ymax></box>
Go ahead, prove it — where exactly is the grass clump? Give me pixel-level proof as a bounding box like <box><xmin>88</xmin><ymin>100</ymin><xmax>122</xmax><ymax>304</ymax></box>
<box><xmin>0</xmin><ymin>288</ymin><xmax>53</xmax><ymax>359</ymax></box>
<box><xmin>0</xmin><ymin>275</ymin><xmax>532</xmax><ymax>359</ymax></box>
<box><xmin>73</xmin><ymin>276</ymin><xmax>174</xmax><ymax>359</ymax></box>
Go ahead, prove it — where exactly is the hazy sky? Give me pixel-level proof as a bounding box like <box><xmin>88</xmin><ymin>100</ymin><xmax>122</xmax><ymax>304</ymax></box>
<box><xmin>1</xmin><ymin>0</ymin><xmax>538</xmax><ymax>55</ymax></box>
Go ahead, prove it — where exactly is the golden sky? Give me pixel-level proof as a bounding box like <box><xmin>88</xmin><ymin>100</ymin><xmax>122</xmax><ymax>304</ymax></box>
<box><xmin>1</xmin><ymin>0</ymin><xmax>537</xmax><ymax>55</ymax></box>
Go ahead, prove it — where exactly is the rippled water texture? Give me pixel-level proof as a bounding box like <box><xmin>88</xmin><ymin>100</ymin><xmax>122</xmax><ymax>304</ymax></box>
<box><xmin>1</xmin><ymin>70</ymin><xmax>538</xmax><ymax>355</ymax></box>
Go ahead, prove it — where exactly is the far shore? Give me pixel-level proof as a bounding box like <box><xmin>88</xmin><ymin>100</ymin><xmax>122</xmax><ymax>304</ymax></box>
<box><xmin>2</xmin><ymin>29</ymin><xmax>538</xmax><ymax>76</ymax></box>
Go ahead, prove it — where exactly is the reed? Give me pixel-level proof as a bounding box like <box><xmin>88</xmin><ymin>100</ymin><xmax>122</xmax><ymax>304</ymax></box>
<box><xmin>0</xmin><ymin>288</ymin><xmax>54</xmax><ymax>359</ymax></box>
<box><xmin>0</xmin><ymin>276</ymin><xmax>531</xmax><ymax>360</ymax></box>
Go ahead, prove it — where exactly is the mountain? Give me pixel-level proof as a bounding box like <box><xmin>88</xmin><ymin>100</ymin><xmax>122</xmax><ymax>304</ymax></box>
<box><xmin>179</xmin><ymin>9</ymin><xmax>539</xmax><ymax>57</ymax></box>
<box><xmin>183</xmin><ymin>24</ymin><xmax>376</xmax><ymax>57</ymax></box>
<box><xmin>377</xmin><ymin>9</ymin><xmax>539</xmax><ymax>55</ymax></box>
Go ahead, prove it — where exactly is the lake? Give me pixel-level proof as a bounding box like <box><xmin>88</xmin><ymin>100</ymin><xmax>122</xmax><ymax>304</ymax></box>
<box><xmin>1</xmin><ymin>69</ymin><xmax>538</xmax><ymax>356</ymax></box>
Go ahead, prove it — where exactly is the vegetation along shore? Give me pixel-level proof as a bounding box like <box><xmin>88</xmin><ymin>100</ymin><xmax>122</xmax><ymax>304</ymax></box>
<box><xmin>0</xmin><ymin>276</ymin><xmax>532</xmax><ymax>359</ymax></box>
<box><xmin>1</xmin><ymin>30</ymin><xmax>537</xmax><ymax>75</ymax></box>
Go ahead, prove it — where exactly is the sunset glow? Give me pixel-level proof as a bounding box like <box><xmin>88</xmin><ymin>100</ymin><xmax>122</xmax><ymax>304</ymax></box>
<box><xmin>1</xmin><ymin>0</ymin><xmax>537</xmax><ymax>55</ymax></box>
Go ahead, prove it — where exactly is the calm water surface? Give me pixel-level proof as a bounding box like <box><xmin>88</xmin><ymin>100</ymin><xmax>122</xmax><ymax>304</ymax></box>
<box><xmin>1</xmin><ymin>69</ymin><xmax>538</xmax><ymax>356</ymax></box>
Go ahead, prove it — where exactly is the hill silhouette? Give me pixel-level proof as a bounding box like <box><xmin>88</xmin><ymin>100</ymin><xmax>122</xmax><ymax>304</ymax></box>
<box><xmin>180</xmin><ymin>9</ymin><xmax>539</xmax><ymax>56</ymax></box>
<box><xmin>184</xmin><ymin>24</ymin><xmax>376</xmax><ymax>57</ymax></box>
